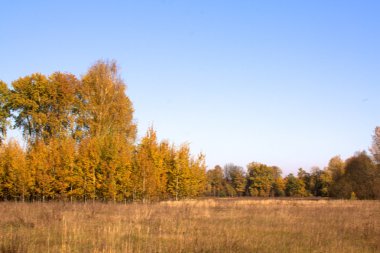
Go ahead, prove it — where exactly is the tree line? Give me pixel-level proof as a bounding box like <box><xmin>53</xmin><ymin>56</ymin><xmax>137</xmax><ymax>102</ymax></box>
<box><xmin>206</xmin><ymin>131</ymin><xmax>380</xmax><ymax>199</ymax></box>
<box><xmin>0</xmin><ymin>61</ymin><xmax>206</xmax><ymax>202</ymax></box>
<box><xmin>0</xmin><ymin>61</ymin><xmax>379</xmax><ymax>201</ymax></box>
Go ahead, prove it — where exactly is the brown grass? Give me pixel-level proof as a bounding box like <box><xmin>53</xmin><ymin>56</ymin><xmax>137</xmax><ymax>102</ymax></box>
<box><xmin>0</xmin><ymin>198</ymin><xmax>379</xmax><ymax>253</ymax></box>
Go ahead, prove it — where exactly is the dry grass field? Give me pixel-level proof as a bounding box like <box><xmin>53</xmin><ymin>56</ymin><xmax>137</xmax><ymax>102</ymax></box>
<box><xmin>0</xmin><ymin>198</ymin><xmax>379</xmax><ymax>253</ymax></box>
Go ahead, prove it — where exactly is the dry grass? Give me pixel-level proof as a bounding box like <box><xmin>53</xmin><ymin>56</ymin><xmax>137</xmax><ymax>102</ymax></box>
<box><xmin>0</xmin><ymin>198</ymin><xmax>379</xmax><ymax>253</ymax></box>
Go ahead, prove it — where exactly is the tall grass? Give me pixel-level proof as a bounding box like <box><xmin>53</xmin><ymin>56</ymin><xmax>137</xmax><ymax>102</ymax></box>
<box><xmin>0</xmin><ymin>198</ymin><xmax>379</xmax><ymax>252</ymax></box>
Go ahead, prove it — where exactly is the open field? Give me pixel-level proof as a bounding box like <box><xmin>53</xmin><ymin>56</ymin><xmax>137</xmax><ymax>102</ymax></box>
<box><xmin>0</xmin><ymin>199</ymin><xmax>379</xmax><ymax>253</ymax></box>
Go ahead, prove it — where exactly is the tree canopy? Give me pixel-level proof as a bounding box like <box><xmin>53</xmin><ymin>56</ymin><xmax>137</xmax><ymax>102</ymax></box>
<box><xmin>0</xmin><ymin>61</ymin><xmax>206</xmax><ymax>202</ymax></box>
<box><xmin>0</xmin><ymin>62</ymin><xmax>378</xmax><ymax>201</ymax></box>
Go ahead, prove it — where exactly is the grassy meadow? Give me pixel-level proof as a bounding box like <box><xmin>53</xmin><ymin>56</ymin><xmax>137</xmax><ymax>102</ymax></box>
<box><xmin>0</xmin><ymin>198</ymin><xmax>379</xmax><ymax>253</ymax></box>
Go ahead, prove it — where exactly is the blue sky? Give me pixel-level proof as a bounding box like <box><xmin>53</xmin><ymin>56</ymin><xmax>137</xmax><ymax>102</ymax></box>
<box><xmin>1</xmin><ymin>1</ymin><xmax>379</xmax><ymax>174</ymax></box>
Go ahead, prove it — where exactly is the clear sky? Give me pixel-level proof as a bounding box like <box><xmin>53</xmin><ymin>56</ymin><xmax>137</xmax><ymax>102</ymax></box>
<box><xmin>1</xmin><ymin>1</ymin><xmax>379</xmax><ymax>174</ymax></box>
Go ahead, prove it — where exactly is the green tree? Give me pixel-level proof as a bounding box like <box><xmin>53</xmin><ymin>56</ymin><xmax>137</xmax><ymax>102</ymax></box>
<box><xmin>309</xmin><ymin>167</ymin><xmax>331</xmax><ymax>197</ymax></box>
<box><xmin>297</xmin><ymin>168</ymin><xmax>311</xmax><ymax>194</ymax></box>
<box><xmin>246</xmin><ymin>162</ymin><xmax>276</xmax><ymax>197</ymax></box>
<box><xmin>207</xmin><ymin>165</ymin><xmax>226</xmax><ymax>197</ymax></box>
<box><xmin>285</xmin><ymin>173</ymin><xmax>307</xmax><ymax>197</ymax></box>
<box><xmin>331</xmin><ymin>152</ymin><xmax>378</xmax><ymax>199</ymax></box>
<box><xmin>271</xmin><ymin>166</ymin><xmax>285</xmax><ymax>197</ymax></box>
<box><xmin>272</xmin><ymin>177</ymin><xmax>286</xmax><ymax>197</ymax></box>
<box><xmin>224</xmin><ymin>163</ymin><xmax>246</xmax><ymax>196</ymax></box>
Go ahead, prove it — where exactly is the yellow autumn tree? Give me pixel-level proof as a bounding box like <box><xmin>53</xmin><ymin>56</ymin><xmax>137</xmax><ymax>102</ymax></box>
<box><xmin>157</xmin><ymin>140</ymin><xmax>174</xmax><ymax>199</ymax></box>
<box><xmin>0</xmin><ymin>140</ymin><xmax>30</xmax><ymax>201</ymax></box>
<box><xmin>10</xmin><ymin>73</ymin><xmax>50</xmax><ymax>141</ymax></box>
<box><xmin>167</xmin><ymin>145</ymin><xmax>188</xmax><ymax>200</ymax></box>
<box><xmin>188</xmin><ymin>153</ymin><xmax>207</xmax><ymax>197</ymax></box>
<box><xmin>73</xmin><ymin>60</ymin><xmax>136</xmax><ymax>202</ymax></box>
<box><xmin>47</xmin><ymin>137</ymin><xmax>76</xmax><ymax>200</ymax></box>
<box><xmin>45</xmin><ymin>72</ymin><xmax>80</xmax><ymax>138</ymax></box>
<box><xmin>9</xmin><ymin>73</ymin><xmax>79</xmax><ymax>143</ymax></box>
<box><xmin>168</xmin><ymin>144</ymin><xmax>206</xmax><ymax>200</ymax></box>
<box><xmin>75</xmin><ymin>137</ymin><xmax>101</xmax><ymax>202</ymax></box>
<box><xmin>2</xmin><ymin>60</ymin><xmax>211</xmax><ymax>202</ymax></box>
<box><xmin>28</xmin><ymin>141</ymin><xmax>54</xmax><ymax>201</ymax></box>
<box><xmin>77</xmin><ymin>60</ymin><xmax>136</xmax><ymax>141</ymax></box>
<box><xmin>132</xmin><ymin>127</ymin><xmax>163</xmax><ymax>202</ymax></box>
<box><xmin>97</xmin><ymin>135</ymin><xmax>133</xmax><ymax>202</ymax></box>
